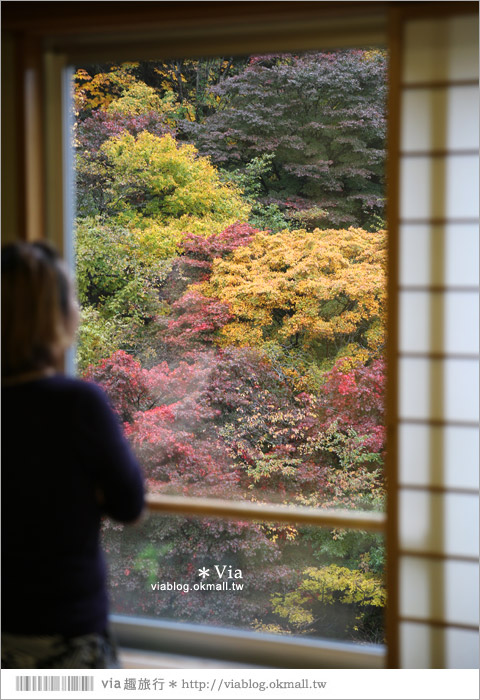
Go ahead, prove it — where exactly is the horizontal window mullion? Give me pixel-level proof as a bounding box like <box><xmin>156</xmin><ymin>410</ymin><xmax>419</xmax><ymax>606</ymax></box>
<box><xmin>399</xmin><ymin>218</ymin><xmax>479</xmax><ymax>226</ymax></box>
<box><xmin>401</xmin><ymin>79</ymin><xmax>479</xmax><ymax>90</ymax></box>
<box><xmin>400</xmin><ymin>149</ymin><xmax>479</xmax><ymax>158</ymax></box>
<box><xmin>399</xmin><ymin>417</ymin><xmax>479</xmax><ymax>428</ymax></box>
<box><xmin>399</xmin><ymin>483</ymin><xmax>479</xmax><ymax>496</ymax></box>
<box><xmin>111</xmin><ymin>615</ymin><xmax>386</xmax><ymax>669</ymax></box>
<box><xmin>399</xmin><ymin>549</ymin><xmax>479</xmax><ymax>564</ymax></box>
<box><xmin>145</xmin><ymin>494</ymin><xmax>385</xmax><ymax>532</ymax></box>
<box><xmin>398</xmin><ymin>352</ymin><xmax>480</xmax><ymax>361</ymax></box>
<box><xmin>399</xmin><ymin>616</ymin><xmax>479</xmax><ymax>632</ymax></box>
<box><xmin>398</xmin><ymin>285</ymin><xmax>480</xmax><ymax>294</ymax></box>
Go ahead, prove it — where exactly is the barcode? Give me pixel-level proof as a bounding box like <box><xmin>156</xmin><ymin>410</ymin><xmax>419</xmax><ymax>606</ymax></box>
<box><xmin>15</xmin><ymin>676</ymin><xmax>94</xmax><ymax>691</ymax></box>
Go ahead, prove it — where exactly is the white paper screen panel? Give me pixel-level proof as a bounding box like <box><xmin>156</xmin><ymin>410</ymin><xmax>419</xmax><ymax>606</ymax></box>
<box><xmin>399</xmin><ymin>424</ymin><xmax>479</xmax><ymax>491</ymax></box>
<box><xmin>399</xmin><ymin>291</ymin><xmax>479</xmax><ymax>355</ymax></box>
<box><xmin>397</xmin><ymin>11</ymin><xmax>479</xmax><ymax>669</ymax></box>
<box><xmin>399</xmin><ymin>490</ymin><xmax>478</xmax><ymax>559</ymax></box>
<box><xmin>400</xmin><ymin>557</ymin><xmax>479</xmax><ymax>627</ymax></box>
<box><xmin>400</xmin><ymin>623</ymin><xmax>479</xmax><ymax>669</ymax></box>
<box><xmin>399</xmin><ymin>357</ymin><xmax>479</xmax><ymax>423</ymax></box>
<box><xmin>402</xmin><ymin>16</ymin><xmax>479</xmax><ymax>83</ymax></box>
<box><xmin>401</xmin><ymin>86</ymin><xmax>479</xmax><ymax>152</ymax></box>
<box><xmin>400</xmin><ymin>155</ymin><xmax>479</xmax><ymax>221</ymax></box>
<box><xmin>399</xmin><ymin>224</ymin><xmax>479</xmax><ymax>288</ymax></box>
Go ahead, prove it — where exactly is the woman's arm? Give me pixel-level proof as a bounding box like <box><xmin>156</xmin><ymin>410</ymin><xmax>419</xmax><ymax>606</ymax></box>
<box><xmin>81</xmin><ymin>382</ymin><xmax>145</xmax><ymax>523</ymax></box>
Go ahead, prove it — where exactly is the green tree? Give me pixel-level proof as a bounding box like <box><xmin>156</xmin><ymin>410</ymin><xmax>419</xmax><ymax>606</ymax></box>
<box><xmin>221</xmin><ymin>153</ymin><xmax>290</xmax><ymax>232</ymax></box>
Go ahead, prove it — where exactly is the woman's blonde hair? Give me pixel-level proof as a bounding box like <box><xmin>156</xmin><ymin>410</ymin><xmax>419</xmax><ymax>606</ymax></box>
<box><xmin>2</xmin><ymin>242</ymin><xmax>76</xmax><ymax>378</ymax></box>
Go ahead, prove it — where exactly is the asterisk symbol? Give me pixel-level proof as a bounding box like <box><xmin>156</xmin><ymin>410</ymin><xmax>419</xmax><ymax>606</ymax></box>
<box><xmin>169</xmin><ymin>681</ymin><xmax>177</xmax><ymax>688</ymax></box>
<box><xmin>198</xmin><ymin>567</ymin><xmax>210</xmax><ymax>579</ymax></box>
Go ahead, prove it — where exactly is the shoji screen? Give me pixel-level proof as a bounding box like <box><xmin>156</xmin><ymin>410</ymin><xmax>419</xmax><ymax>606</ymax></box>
<box><xmin>397</xmin><ymin>12</ymin><xmax>479</xmax><ymax>668</ymax></box>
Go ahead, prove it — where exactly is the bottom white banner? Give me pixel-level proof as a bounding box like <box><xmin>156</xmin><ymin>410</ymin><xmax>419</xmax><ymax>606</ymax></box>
<box><xmin>1</xmin><ymin>669</ymin><xmax>478</xmax><ymax>700</ymax></box>
<box><xmin>2</xmin><ymin>668</ymin><xmax>479</xmax><ymax>700</ymax></box>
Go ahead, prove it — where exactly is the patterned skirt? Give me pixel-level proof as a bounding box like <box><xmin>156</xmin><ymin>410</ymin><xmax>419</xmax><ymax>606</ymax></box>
<box><xmin>1</xmin><ymin>629</ymin><xmax>120</xmax><ymax>669</ymax></box>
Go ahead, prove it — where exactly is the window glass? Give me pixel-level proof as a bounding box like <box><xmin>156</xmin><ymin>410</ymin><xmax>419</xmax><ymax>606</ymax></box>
<box><xmin>105</xmin><ymin>513</ymin><xmax>385</xmax><ymax>644</ymax></box>
<box><xmin>72</xmin><ymin>51</ymin><xmax>387</xmax><ymax>644</ymax></box>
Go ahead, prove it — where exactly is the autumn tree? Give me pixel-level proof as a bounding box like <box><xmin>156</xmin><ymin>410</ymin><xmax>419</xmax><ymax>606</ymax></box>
<box><xmin>90</xmin><ymin>348</ymin><xmax>384</xmax><ymax>637</ymax></box>
<box><xmin>74</xmin><ymin>62</ymin><xmax>250</xmax><ymax>216</ymax></box>
<box><xmin>74</xmin><ymin>57</ymin><xmax>250</xmax><ymax>142</ymax></box>
<box><xmin>143</xmin><ymin>57</ymin><xmax>250</xmax><ymax>123</ymax></box>
<box><xmin>75</xmin><ymin>217</ymin><xmax>174</xmax><ymax>370</ymax></box>
<box><xmin>75</xmin><ymin>52</ymin><xmax>387</xmax><ymax>644</ymax></box>
<box><xmin>103</xmin><ymin>512</ymin><xmax>300</xmax><ymax>628</ymax></box>
<box><xmin>186</xmin><ymin>51</ymin><xmax>387</xmax><ymax>229</ymax></box>
<box><xmin>270</xmin><ymin>564</ymin><xmax>385</xmax><ymax>642</ymax></box>
<box><xmin>74</xmin><ymin>64</ymin><xmax>178</xmax><ymax>216</ymax></box>
<box><xmin>74</xmin><ymin>64</ymin><xmax>139</xmax><ymax>116</ymax></box>
<box><xmin>75</xmin><ymin>137</ymin><xmax>250</xmax><ymax>369</ymax></box>
<box><xmin>219</xmin><ymin>154</ymin><xmax>291</xmax><ymax>232</ymax></box>
<box><xmin>97</xmin><ymin>132</ymin><xmax>248</xmax><ymax>238</ymax></box>
<box><xmin>84</xmin><ymin>347</ymin><xmax>327</xmax><ymax>502</ymax></box>
<box><xmin>201</xmin><ymin>226</ymin><xmax>386</xmax><ymax>376</ymax></box>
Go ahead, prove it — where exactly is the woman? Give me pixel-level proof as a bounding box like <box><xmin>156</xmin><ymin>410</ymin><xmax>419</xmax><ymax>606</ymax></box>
<box><xmin>1</xmin><ymin>241</ymin><xmax>144</xmax><ymax>668</ymax></box>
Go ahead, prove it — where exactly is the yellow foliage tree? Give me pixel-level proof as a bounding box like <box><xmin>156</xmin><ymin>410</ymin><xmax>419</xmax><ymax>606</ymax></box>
<box><xmin>74</xmin><ymin>64</ymin><xmax>140</xmax><ymax>114</ymax></box>
<box><xmin>74</xmin><ymin>64</ymin><xmax>193</xmax><ymax>126</ymax></box>
<box><xmin>271</xmin><ymin>564</ymin><xmax>385</xmax><ymax>637</ymax></box>
<box><xmin>202</xmin><ymin>227</ymin><xmax>386</xmax><ymax>367</ymax></box>
<box><xmin>97</xmin><ymin>131</ymin><xmax>250</xmax><ymax>256</ymax></box>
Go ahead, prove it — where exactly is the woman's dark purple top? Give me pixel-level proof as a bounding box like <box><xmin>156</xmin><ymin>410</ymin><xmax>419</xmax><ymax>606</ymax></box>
<box><xmin>1</xmin><ymin>374</ymin><xmax>144</xmax><ymax>637</ymax></box>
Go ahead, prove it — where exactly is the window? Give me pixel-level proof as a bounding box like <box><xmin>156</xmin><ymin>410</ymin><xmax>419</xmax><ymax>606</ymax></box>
<box><xmin>2</xmin><ymin>1</ymin><xmax>478</xmax><ymax>671</ymax></box>
<box><xmin>71</xmin><ymin>49</ymin><xmax>387</xmax><ymax>655</ymax></box>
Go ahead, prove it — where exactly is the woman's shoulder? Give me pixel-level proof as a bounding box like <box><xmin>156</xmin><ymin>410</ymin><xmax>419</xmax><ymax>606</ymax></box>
<box><xmin>6</xmin><ymin>374</ymin><xmax>111</xmax><ymax>409</ymax></box>
<box><xmin>42</xmin><ymin>376</ymin><xmax>120</xmax><ymax>428</ymax></box>
<box><xmin>2</xmin><ymin>374</ymin><xmax>116</xmax><ymax>428</ymax></box>
<box><xmin>45</xmin><ymin>375</ymin><xmax>110</xmax><ymax>405</ymax></box>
